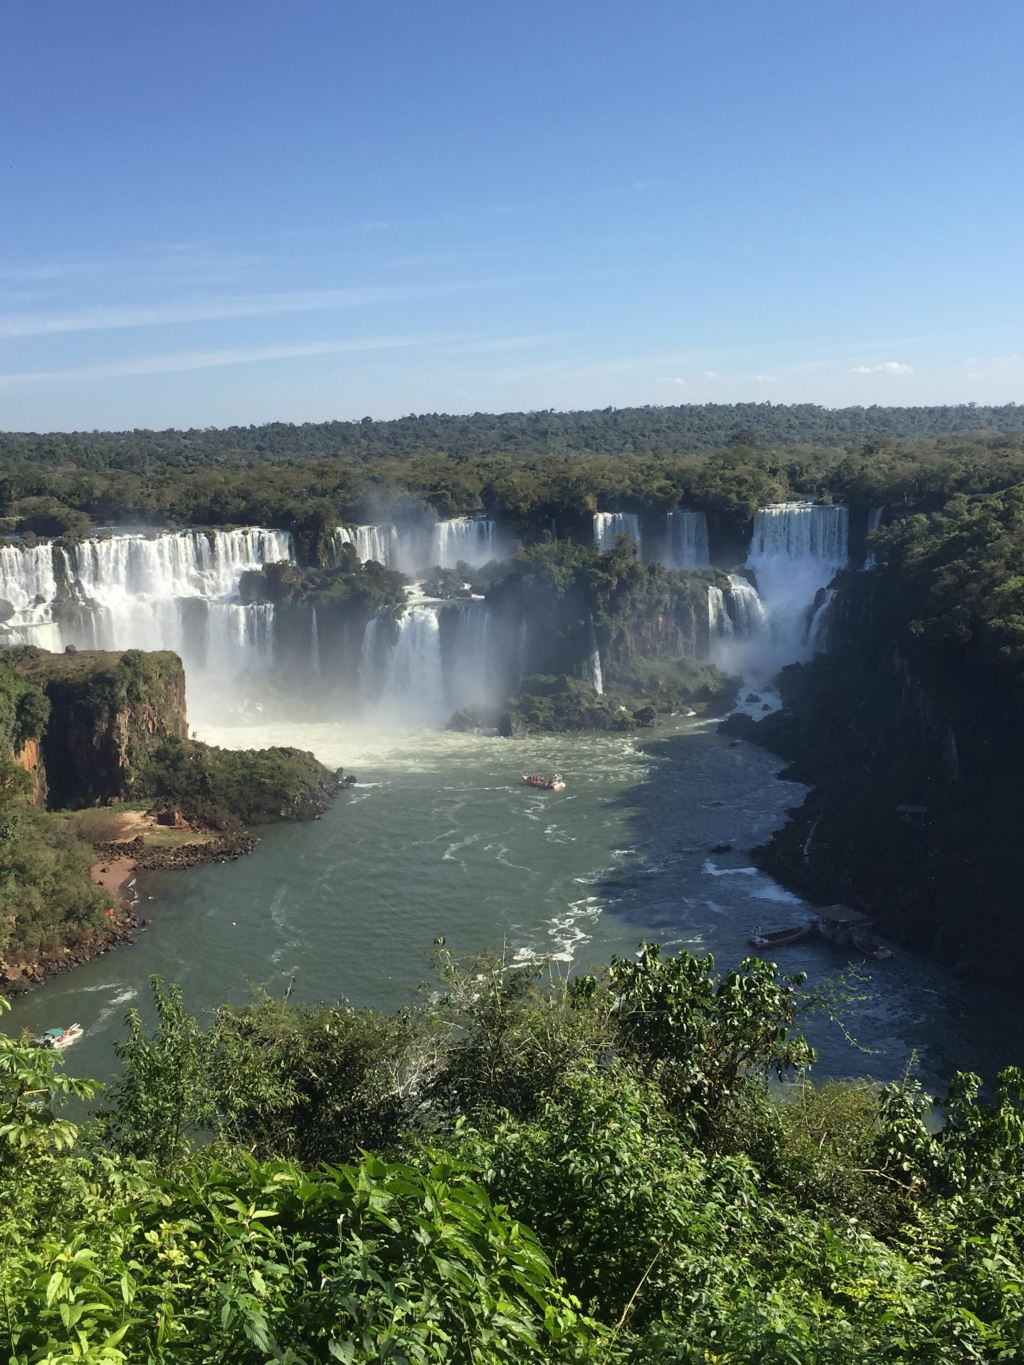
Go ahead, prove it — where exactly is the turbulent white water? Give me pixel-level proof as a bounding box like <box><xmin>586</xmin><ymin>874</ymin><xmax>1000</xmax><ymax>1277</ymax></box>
<box><xmin>593</xmin><ymin>512</ymin><xmax>641</xmax><ymax>552</ymax></box>
<box><xmin>663</xmin><ymin>510</ymin><xmax>709</xmax><ymax>568</ymax></box>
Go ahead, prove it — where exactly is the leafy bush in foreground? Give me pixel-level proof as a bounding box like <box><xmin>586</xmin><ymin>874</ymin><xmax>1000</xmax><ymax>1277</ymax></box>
<box><xmin>1</xmin><ymin>948</ymin><xmax>1022</xmax><ymax>1362</ymax></box>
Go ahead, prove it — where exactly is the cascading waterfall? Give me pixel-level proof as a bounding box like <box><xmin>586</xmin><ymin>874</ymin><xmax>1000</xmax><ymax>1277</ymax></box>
<box><xmin>707</xmin><ymin>585</ymin><xmax>732</xmax><ymax>638</ymax></box>
<box><xmin>593</xmin><ymin>512</ymin><xmax>641</xmax><ymax>553</ymax></box>
<box><xmin>663</xmin><ymin>510</ymin><xmax>709</xmax><ymax>568</ymax></box>
<box><xmin>744</xmin><ymin>503</ymin><xmax>848</xmax><ymax>670</ymax></box>
<box><xmin>864</xmin><ymin>506</ymin><xmax>884</xmax><ymax>569</ymax></box>
<box><xmin>807</xmin><ymin>589</ymin><xmax>837</xmax><ymax>653</ymax></box>
<box><xmin>517</xmin><ymin>618</ymin><xmax>530</xmax><ymax>682</ymax></box>
<box><xmin>310</xmin><ymin>607</ymin><xmax>320</xmax><ymax>672</ymax></box>
<box><xmin>375</xmin><ymin>604</ymin><xmax>447</xmax><ymax>720</ymax></box>
<box><xmin>429</xmin><ymin>517</ymin><xmax>496</xmax><ymax>570</ymax></box>
<box><xmin>0</xmin><ymin>543</ymin><xmax>58</xmax><ymax>621</ymax></box>
<box><xmin>449</xmin><ymin>601</ymin><xmax>493</xmax><ymax>709</ymax></box>
<box><xmin>333</xmin><ymin>524</ymin><xmax>398</xmax><ymax>567</ymax></box>
<box><xmin>724</xmin><ymin>575</ymin><xmax>768</xmax><ymax>636</ymax></box>
<box><xmin>589</xmin><ymin>620</ymin><xmax>604</xmax><ymax>695</ymax></box>
<box><xmin>0</xmin><ymin>528</ymin><xmax>294</xmax><ymax>712</ymax></box>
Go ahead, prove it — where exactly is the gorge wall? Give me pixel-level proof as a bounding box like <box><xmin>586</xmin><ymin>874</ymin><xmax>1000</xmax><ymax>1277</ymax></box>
<box><xmin>12</xmin><ymin>648</ymin><xmax>187</xmax><ymax>810</ymax></box>
<box><xmin>729</xmin><ymin>556</ymin><xmax>1024</xmax><ymax>980</ymax></box>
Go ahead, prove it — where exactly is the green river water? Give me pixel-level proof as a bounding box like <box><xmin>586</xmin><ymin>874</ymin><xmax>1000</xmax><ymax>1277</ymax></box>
<box><xmin>5</xmin><ymin>716</ymin><xmax>1023</xmax><ymax>1094</ymax></box>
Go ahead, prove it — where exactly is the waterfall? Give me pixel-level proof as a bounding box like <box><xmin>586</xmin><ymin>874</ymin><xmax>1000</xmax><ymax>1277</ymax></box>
<box><xmin>310</xmin><ymin>607</ymin><xmax>320</xmax><ymax>672</ymax></box>
<box><xmin>745</xmin><ymin>503</ymin><xmax>848</xmax><ymax>669</ymax></box>
<box><xmin>807</xmin><ymin>589</ymin><xmax>837</xmax><ymax>653</ymax></box>
<box><xmin>0</xmin><ymin>528</ymin><xmax>294</xmax><ymax>713</ymax></box>
<box><xmin>0</xmin><ymin>543</ymin><xmax>57</xmax><ymax>624</ymax></box>
<box><xmin>593</xmin><ymin>512</ymin><xmax>641</xmax><ymax>553</ymax></box>
<box><xmin>517</xmin><ymin>618</ymin><xmax>530</xmax><ymax>683</ymax></box>
<box><xmin>864</xmin><ymin>506</ymin><xmax>884</xmax><ymax>569</ymax></box>
<box><xmin>663</xmin><ymin>511</ymin><xmax>709</xmax><ymax>569</ymax></box>
<box><xmin>725</xmin><ymin>575</ymin><xmax>768</xmax><ymax>636</ymax></box>
<box><xmin>589</xmin><ymin>620</ymin><xmax>604</xmax><ymax>695</ymax></box>
<box><xmin>429</xmin><ymin>517</ymin><xmax>496</xmax><ymax>569</ymax></box>
<box><xmin>333</xmin><ymin>524</ymin><xmax>398</xmax><ymax>567</ymax></box>
<box><xmin>449</xmin><ymin>602</ymin><xmax>493</xmax><ymax>709</ymax></box>
<box><xmin>707</xmin><ymin>585</ymin><xmax>732</xmax><ymax>639</ymax></box>
<box><xmin>376</xmin><ymin>604</ymin><xmax>447</xmax><ymax>720</ymax></box>
<box><xmin>359</xmin><ymin>615</ymin><xmax>386</xmax><ymax>698</ymax></box>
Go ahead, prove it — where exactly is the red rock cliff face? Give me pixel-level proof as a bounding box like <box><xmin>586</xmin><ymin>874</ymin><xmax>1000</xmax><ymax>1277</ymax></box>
<box><xmin>12</xmin><ymin>738</ymin><xmax>47</xmax><ymax>808</ymax></box>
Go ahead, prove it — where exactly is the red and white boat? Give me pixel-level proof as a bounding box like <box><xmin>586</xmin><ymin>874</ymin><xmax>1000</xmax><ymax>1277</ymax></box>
<box><xmin>35</xmin><ymin>1023</ymin><xmax>84</xmax><ymax>1051</ymax></box>
<box><xmin>522</xmin><ymin>773</ymin><xmax>566</xmax><ymax>792</ymax></box>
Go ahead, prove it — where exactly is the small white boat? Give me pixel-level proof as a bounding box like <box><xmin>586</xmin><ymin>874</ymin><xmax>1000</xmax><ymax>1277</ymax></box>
<box><xmin>35</xmin><ymin>1023</ymin><xmax>83</xmax><ymax>1050</ymax></box>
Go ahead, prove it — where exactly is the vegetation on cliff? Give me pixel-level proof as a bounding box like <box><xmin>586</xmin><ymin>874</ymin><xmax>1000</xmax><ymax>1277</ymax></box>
<box><xmin>10</xmin><ymin>647</ymin><xmax>188</xmax><ymax>809</ymax></box>
<box><xmin>2</xmin><ymin>944</ymin><xmax>1022</xmax><ymax>1361</ymax></box>
<box><xmin>135</xmin><ymin>737</ymin><xmax>340</xmax><ymax>830</ymax></box>
<box><xmin>723</xmin><ymin>485</ymin><xmax>1024</xmax><ymax>977</ymax></box>
<box><xmin>466</xmin><ymin>539</ymin><xmax>734</xmax><ymax>732</ymax></box>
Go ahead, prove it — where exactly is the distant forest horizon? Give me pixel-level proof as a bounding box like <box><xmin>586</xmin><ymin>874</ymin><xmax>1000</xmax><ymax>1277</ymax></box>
<box><xmin>2</xmin><ymin>401</ymin><xmax>1023</xmax><ymax>467</ymax></box>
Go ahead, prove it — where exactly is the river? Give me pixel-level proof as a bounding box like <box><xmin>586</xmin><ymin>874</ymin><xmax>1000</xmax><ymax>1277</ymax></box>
<box><xmin>6</xmin><ymin>714</ymin><xmax>1023</xmax><ymax>1095</ymax></box>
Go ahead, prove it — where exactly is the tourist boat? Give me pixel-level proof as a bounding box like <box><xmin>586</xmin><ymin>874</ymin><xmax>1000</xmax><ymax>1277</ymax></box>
<box><xmin>851</xmin><ymin>932</ymin><xmax>893</xmax><ymax>961</ymax></box>
<box><xmin>522</xmin><ymin>773</ymin><xmax>566</xmax><ymax>792</ymax></box>
<box><xmin>748</xmin><ymin>923</ymin><xmax>812</xmax><ymax>949</ymax></box>
<box><xmin>35</xmin><ymin>1023</ymin><xmax>83</xmax><ymax>1051</ymax></box>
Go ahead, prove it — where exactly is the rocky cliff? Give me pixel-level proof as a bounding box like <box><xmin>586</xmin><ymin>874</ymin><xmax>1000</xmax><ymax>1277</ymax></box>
<box><xmin>11</xmin><ymin>647</ymin><xmax>187</xmax><ymax>809</ymax></box>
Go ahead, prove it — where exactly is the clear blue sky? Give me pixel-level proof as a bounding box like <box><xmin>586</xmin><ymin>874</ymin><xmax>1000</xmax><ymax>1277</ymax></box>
<box><xmin>1</xmin><ymin>0</ymin><xmax>1021</xmax><ymax>430</ymax></box>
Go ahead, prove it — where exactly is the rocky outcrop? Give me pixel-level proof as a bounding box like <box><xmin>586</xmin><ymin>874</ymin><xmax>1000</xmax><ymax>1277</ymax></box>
<box><xmin>13</xmin><ymin>648</ymin><xmax>187</xmax><ymax>809</ymax></box>
<box><xmin>12</xmin><ymin>737</ymin><xmax>47</xmax><ymax>807</ymax></box>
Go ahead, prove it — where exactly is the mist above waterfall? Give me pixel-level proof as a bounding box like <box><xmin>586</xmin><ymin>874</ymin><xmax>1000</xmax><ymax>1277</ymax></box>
<box><xmin>709</xmin><ymin>503</ymin><xmax>848</xmax><ymax>684</ymax></box>
<box><xmin>0</xmin><ymin>501</ymin><xmax>857</xmax><ymax>736</ymax></box>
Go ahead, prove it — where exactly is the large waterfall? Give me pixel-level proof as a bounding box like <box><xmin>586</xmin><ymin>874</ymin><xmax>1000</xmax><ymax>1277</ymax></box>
<box><xmin>429</xmin><ymin>517</ymin><xmax>497</xmax><ymax>570</ymax></box>
<box><xmin>663</xmin><ymin>510</ymin><xmax>709</xmax><ymax>568</ymax></box>
<box><xmin>706</xmin><ymin>575</ymin><xmax>768</xmax><ymax>650</ymax></box>
<box><xmin>333</xmin><ymin>524</ymin><xmax>398</xmax><ymax>567</ymax></box>
<box><xmin>593</xmin><ymin>512</ymin><xmax>641</xmax><ymax>553</ymax></box>
<box><xmin>375</xmin><ymin>605</ymin><xmax>447</xmax><ymax>720</ymax></box>
<box><xmin>745</xmin><ymin>503</ymin><xmax>848</xmax><ymax>670</ymax></box>
<box><xmin>337</xmin><ymin>517</ymin><xmax>499</xmax><ymax>574</ymax></box>
<box><xmin>0</xmin><ymin>528</ymin><xmax>294</xmax><ymax>712</ymax></box>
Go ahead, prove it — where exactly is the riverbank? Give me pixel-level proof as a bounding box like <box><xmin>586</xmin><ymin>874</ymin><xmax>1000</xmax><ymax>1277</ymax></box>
<box><xmin>2</xmin><ymin>811</ymin><xmax>256</xmax><ymax>999</ymax></box>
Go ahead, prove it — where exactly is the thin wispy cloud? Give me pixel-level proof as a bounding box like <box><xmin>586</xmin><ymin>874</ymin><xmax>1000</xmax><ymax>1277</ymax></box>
<box><xmin>849</xmin><ymin>361</ymin><xmax>914</xmax><ymax>375</ymax></box>
<box><xmin>658</xmin><ymin>377</ymin><xmax>688</xmax><ymax>386</ymax></box>
<box><xmin>0</xmin><ymin>279</ymin><xmax>503</xmax><ymax>340</ymax></box>
<box><xmin>0</xmin><ymin>334</ymin><xmax>449</xmax><ymax>387</ymax></box>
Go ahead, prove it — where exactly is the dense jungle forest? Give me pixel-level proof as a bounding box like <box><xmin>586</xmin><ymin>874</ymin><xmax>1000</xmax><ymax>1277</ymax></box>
<box><xmin>2</xmin><ymin>404</ymin><xmax>1024</xmax><ymax>547</ymax></box>
<box><xmin>3</xmin><ymin>946</ymin><xmax>1024</xmax><ymax>1362</ymax></box>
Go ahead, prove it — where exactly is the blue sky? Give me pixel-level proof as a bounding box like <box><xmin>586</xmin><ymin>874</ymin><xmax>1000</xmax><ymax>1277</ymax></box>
<box><xmin>1</xmin><ymin>0</ymin><xmax>1021</xmax><ymax>430</ymax></box>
